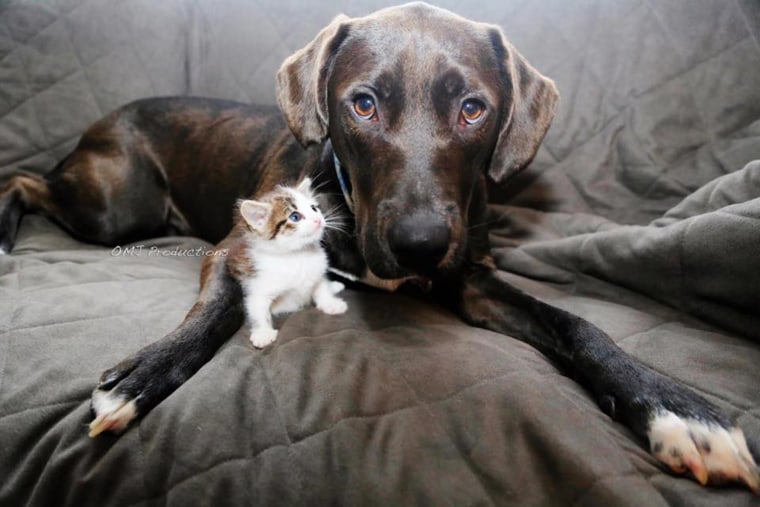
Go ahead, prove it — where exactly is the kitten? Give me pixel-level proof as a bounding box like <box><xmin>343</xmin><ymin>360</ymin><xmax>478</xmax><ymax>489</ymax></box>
<box><xmin>226</xmin><ymin>178</ymin><xmax>347</xmax><ymax>348</ymax></box>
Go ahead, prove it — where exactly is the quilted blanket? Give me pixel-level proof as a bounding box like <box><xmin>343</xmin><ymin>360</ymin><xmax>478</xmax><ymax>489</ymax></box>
<box><xmin>1</xmin><ymin>1</ymin><xmax>759</xmax><ymax>506</ymax></box>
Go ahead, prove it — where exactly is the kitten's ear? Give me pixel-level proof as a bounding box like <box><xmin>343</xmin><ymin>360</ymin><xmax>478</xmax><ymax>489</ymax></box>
<box><xmin>240</xmin><ymin>200</ymin><xmax>271</xmax><ymax>232</ymax></box>
<box><xmin>296</xmin><ymin>177</ymin><xmax>313</xmax><ymax>195</ymax></box>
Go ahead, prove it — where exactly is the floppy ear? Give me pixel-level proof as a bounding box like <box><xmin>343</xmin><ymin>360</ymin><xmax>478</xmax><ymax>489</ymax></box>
<box><xmin>276</xmin><ymin>15</ymin><xmax>351</xmax><ymax>146</ymax></box>
<box><xmin>240</xmin><ymin>200</ymin><xmax>271</xmax><ymax>232</ymax></box>
<box><xmin>487</xmin><ymin>27</ymin><xmax>559</xmax><ymax>184</ymax></box>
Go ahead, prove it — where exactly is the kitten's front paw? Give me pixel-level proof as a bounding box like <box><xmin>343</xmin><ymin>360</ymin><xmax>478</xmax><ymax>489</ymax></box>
<box><xmin>318</xmin><ymin>297</ymin><xmax>347</xmax><ymax>315</ymax></box>
<box><xmin>250</xmin><ymin>328</ymin><xmax>278</xmax><ymax>348</ymax></box>
<box><xmin>329</xmin><ymin>281</ymin><xmax>345</xmax><ymax>295</ymax></box>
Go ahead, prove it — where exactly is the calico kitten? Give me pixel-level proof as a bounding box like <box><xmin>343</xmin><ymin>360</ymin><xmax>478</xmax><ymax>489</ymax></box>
<box><xmin>227</xmin><ymin>178</ymin><xmax>347</xmax><ymax>348</ymax></box>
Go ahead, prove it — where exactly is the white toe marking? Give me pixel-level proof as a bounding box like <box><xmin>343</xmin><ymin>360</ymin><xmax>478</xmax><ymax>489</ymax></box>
<box><xmin>648</xmin><ymin>410</ymin><xmax>760</xmax><ymax>491</ymax></box>
<box><xmin>318</xmin><ymin>297</ymin><xmax>347</xmax><ymax>315</ymax></box>
<box><xmin>89</xmin><ymin>389</ymin><xmax>137</xmax><ymax>437</ymax></box>
<box><xmin>250</xmin><ymin>328</ymin><xmax>278</xmax><ymax>348</ymax></box>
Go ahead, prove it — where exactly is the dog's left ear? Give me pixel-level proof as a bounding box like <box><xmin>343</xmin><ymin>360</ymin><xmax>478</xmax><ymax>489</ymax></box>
<box><xmin>276</xmin><ymin>15</ymin><xmax>351</xmax><ymax>146</ymax></box>
<box><xmin>487</xmin><ymin>27</ymin><xmax>559</xmax><ymax>184</ymax></box>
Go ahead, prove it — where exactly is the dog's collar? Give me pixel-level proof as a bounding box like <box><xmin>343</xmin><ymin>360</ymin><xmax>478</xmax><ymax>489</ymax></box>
<box><xmin>333</xmin><ymin>151</ymin><xmax>355</xmax><ymax>214</ymax></box>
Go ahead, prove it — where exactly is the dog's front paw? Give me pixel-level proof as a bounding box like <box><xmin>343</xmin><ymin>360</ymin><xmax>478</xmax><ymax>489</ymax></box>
<box><xmin>648</xmin><ymin>410</ymin><xmax>759</xmax><ymax>492</ymax></box>
<box><xmin>250</xmin><ymin>328</ymin><xmax>278</xmax><ymax>348</ymax></box>
<box><xmin>89</xmin><ymin>387</ymin><xmax>138</xmax><ymax>437</ymax></box>
<box><xmin>89</xmin><ymin>341</ymin><xmax>203</xmax><ymax>437</ymax></box>
<box><xmin>89</xmin><ymin>355</ymin><xmax>156</xmax><ymax>437</ymax></box>
<box><xmin>317</xmin><ymin>297</ymin><xmax>347</xmax><ymax>315</ymax></box>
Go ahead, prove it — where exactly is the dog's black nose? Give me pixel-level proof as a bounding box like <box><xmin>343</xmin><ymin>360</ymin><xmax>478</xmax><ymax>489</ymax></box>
<box><xmin>387</xmin><ymin>212</ymin><xmax>450</xmax><ymax>271</ymax></box>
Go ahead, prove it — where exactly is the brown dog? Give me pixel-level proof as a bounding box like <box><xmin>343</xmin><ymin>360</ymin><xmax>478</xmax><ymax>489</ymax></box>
<box><xmin>0</xmin><ymin>2</ymin><xmax>757</xmax><ymax>492</ymax></box>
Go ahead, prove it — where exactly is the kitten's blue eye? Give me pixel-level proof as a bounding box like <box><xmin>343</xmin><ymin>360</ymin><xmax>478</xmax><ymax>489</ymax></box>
<box><xmin>289</xmin><ymin>211</ymin><xmax>303</xmax><ymax>222</ymax></box>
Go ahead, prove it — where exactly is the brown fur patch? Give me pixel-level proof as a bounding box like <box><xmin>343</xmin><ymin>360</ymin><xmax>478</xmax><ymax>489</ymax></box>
<box><xmin>241</xmin><ymin>188</ymin><xmax>301</xmax><ymax>240</ymax></box>
<box><xmin>226</xmin><ymin>187</ymin><xmax>306</xmax><ymax>281</ymax></box>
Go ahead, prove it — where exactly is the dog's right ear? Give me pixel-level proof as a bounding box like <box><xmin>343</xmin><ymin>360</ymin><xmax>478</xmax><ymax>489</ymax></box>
<box><xmin>276</xmin><ymin>15</ymin><xmax>351</xmax><ymax>146</ymax></box>
<box><xmin>486</xmin><ymin>27</ymin><xmax>559</xmax><ymax>184</ymax></box>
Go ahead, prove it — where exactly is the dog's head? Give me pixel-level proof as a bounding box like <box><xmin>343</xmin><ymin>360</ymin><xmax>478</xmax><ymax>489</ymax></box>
<box><xmin>276</xmin><ymin>2</ymin><xmax>558</xmax><ymax>279</ymax></box>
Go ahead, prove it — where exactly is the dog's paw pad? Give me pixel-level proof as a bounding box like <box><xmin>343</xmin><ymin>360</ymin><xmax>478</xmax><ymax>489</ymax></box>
<box><xmin>89</xmin><ymin>389</ymin><xmax>138</xmax><ymax>437</ymax></box>
<box><xmin>648</xmin><ymin>410</ymin><xmax>759</xmax><ymax>492</ymax></box>
<box><xmin>318</xmin><ymin>298</ymin><xmax>347</xmax><ymax>315</ymax></box>
<box><xmin>250</xmin><ymin>328</ymin><xmax>278</xmax><ymax>348</ymax></box>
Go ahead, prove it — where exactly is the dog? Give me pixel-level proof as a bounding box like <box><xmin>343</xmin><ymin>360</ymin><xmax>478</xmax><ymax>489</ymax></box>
<box><xmin>0</xmin><ymin>2</ymin><xmax>757</xmax><ymax>492</ymax></box>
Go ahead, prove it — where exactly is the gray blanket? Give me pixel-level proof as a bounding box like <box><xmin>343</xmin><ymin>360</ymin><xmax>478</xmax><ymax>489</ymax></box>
<box><xmin>1</xmin><ymin>1</ymin><xmax>759</xmax><ymax>506</ymax></box>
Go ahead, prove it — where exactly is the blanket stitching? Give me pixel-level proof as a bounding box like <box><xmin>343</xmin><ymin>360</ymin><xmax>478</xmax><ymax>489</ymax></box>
<box><xmin>0</xmin><ymin>399</ymin><xmax>82</xmax><ymax>420</ymax></box>
<box><xmin>120</xmin><ymin>25</ymin><xmax>159</xmax><ymax>97</ymax></box>
<box><xmin>376</xmin><ymin>345</ymin><xmax>516</xmax><ymax>506</ymax></box>
<box><xmin>0</xmin><ymin>320</ymin><xmax>10</xmax><ymax>398</ymax></box>
<box><xmin>127</xmin><ymin>368</ymin><xmax>562</xmax><ymax>505</ymax></box>
<box><xmin>621</xmin><ymin>35</ymin><xmax>754</xmax><ymax>209</ymax></box>
<box><xmin>2</xmin><ymin>23</ymin><xmax>55</xmax><ymax>158</ymax></box>
<box><xmin>0</xmin><ymin>307</ymin><xmax>188</xmax><ymax>337</ymax></box>
<box><xmin>736</xmin><ymin>0</ymin><xmax>760</xmax><ymax>52</ymax></box>
<box><xmin>59</xmin><ymin>12</ymin><xmax>104</xmax><ymax>118</ymax></box>
<box><xmin>255</xmin><ymin>354</ymin><xmax>305</xmax><ymax>504</ymax></box>
<box><xmin>644</xmin><ymin>0</ymin><xmax>718</xmax><ymax>140</ymax></box>
<box><xmin>571</xmin><ymin>470</ymin><xmax>669</xmax><ymax>507</ymax></box>
<box><xmin>0</xmin><ymin>134</ymin><xmax>78</xmax><ymax>173</ymax></box>
<box><xmin>546</xmin><ymin>36</ymin><xmax>747</xmax><ymax>168</ymax></box>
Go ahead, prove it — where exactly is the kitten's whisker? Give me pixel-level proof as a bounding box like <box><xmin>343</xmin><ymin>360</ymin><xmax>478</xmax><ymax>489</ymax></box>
<box><xmin>323</xmin><ymin>206</ymin><xmax>345</xmax><ymax>218</ymax></box>
<box><xmin>324</xmin><ymin>218</ymin><xmax>349</xmax><ymax>229</ymax></box>
<box><xmin>324</xmin><ymin>222</ymin><xmax>350</xmax><ymax>234</ymax></box>
<box><xmin>311</xmin><ymin>179</ymin><xmax>331</xmax><ymax>192</ymax></box>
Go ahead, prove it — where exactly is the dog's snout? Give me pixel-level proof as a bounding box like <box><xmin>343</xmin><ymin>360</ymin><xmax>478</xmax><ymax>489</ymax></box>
<box><xmin>387</xmin><ymin>212</ymin><xmax>450</xmax><ymax>271</ymax></box>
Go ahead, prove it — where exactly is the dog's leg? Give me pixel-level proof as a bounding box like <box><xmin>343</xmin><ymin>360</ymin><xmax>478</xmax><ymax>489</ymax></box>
<box><xmin>0</xmin><ymin>172</ymin><xmax>56</xmax><ymax>253</ymax></box>
<box><xmin>89</xmin><ymin>246</ymin><xmax>244</xmax><ymax>436</ymax></box>
<box><xmin>454</xmin><ymin>265</ymin><xmax>759</xmax><ymax>492</ymax></box>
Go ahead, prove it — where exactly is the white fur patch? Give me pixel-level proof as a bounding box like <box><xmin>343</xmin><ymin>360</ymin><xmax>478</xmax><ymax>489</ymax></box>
<box><xmin>250</xmin><ymin>328</ymin><xmax>278</xmax><ymax>349</ymax></box>
<box><xmin>648</xmin><ymin>410</ymin><xmax>759</xmax><ymax>491</ymax></box>
<box><xmin>89</xmin><ymin>389</ymin><xmax>137</xmax><ymax>437</ymax></box>
<box><xmin>317</xmin><ymin>297</ymin><xmax>347</xmax><ymax>315</ymax></box>
<box><xmin>0</xmin><ymin>247</ymin><xmax>6</xmax><ymax>255</ymax></box>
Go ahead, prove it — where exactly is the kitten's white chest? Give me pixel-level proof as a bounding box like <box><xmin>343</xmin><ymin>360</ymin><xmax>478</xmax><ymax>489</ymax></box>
<box><xmin>244</xmin><ymin>246</ymin><xmax>327</xmax><ymax>300</ymax></box>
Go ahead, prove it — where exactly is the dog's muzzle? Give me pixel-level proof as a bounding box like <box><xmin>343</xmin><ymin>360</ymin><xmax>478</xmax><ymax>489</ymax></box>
<box><xmin>386</xmin><ymin>211</ymin><xmax>450</xmax><ymax>272</ymax></box>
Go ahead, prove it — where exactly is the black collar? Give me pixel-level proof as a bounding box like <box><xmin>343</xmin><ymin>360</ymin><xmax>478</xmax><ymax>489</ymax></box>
<box><xmin>333</xmin><ymin>151</ymin><xmax>355</xmax><ymax>214</ymax></box>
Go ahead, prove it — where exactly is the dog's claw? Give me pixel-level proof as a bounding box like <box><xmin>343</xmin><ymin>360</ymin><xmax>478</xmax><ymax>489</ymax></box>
<box><xmin>89</xmin><ymin>388</ymin><xmax>137</xmax><ymax>437</ymax></box>
<box><xmin>648</xmin><ymin>410</ymin><xmax>760</xmax><ymax>493</ymax></box>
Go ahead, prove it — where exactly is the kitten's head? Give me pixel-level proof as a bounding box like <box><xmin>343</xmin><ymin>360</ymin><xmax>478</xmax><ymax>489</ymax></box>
<box><xmin>239</xmin><ymin>178</ymin><xmax>324</xmax><ymax>251</ymax></box>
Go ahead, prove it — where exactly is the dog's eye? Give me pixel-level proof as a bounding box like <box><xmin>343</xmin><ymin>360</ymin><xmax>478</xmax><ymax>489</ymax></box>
<box><xmin>460</xmin><ymin>99</ymin><xmax>485</xmax><ymax>125</ymax></box>
<box><xmin>289</xmin><ymin>211</ymin><xmax>303</xmax><ymax>222</ymax></box>
<box><xmin>353</xmin><ymin>95</ymin><xmax>376</xmax><ymax>120</ymax></box>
